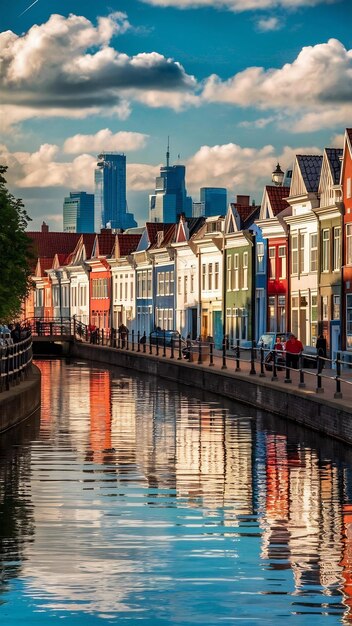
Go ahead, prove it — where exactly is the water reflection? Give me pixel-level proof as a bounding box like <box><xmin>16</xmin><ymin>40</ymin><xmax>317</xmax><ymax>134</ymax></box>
<box><xmin>1</xmin><ymin>359</ymin><xmax>352</xmax><ymax>624</ymax></box>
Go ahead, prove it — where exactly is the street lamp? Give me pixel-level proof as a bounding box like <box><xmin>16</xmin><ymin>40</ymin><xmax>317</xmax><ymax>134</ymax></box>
<box><xmin>272</xmin><ymin>163</ymin><xmax>284</xmax><ymax>186</ymax></box>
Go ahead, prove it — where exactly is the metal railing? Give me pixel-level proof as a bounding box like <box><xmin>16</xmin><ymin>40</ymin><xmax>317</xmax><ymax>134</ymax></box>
<box><xmin>29</xmin><ymin>318</ymin><xmax>352</xmax><ymax>402</ymax></box>
<box><xmin>0</xmin><ymin>333</ymin><xmax>33</xmax><ymax>393</ymax></box>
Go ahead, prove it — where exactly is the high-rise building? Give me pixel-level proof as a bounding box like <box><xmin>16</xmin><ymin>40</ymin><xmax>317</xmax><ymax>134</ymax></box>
<box><xmin>192</xmin><ymin>201</ymin><xmax>205</xmax><ymax>218</ymax></box>
<box><xmin>94</xmin><ymin>153</ymin><xmax>137</xmax><ymax>232</ymax></box>
<box><xmin>63</xmin><ymin>192</ymin><xmax>95</xmax><ymax>233</ymax></box>
<box><xmin>200</xmin><ymin>187</ymin><xmax>227</xmax><ymax>217</ymax></box>
<box><xmin>149</xmin><ymin>142</ymin><xmax>192</xmax><ymax>222</ymax></box>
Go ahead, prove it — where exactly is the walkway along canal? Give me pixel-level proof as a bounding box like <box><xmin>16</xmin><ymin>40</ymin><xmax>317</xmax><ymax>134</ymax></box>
<box><xmin>2</xmin><ymin>357</ymin><xmax>352</xmax><ymax>625</ymax></box>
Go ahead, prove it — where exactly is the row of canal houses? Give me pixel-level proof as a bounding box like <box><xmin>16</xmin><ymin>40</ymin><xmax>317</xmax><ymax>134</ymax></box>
<box><xmin>23</xmin><ymin>128</ymin><xmax>352</xmax><ymax>360</ymax></box>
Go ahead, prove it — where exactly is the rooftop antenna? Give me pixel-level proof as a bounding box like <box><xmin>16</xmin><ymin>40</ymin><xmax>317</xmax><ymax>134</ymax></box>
<box><xmin>166</xmin><ymin>136</ymin><xmax>170</xmax><ymax>168</ymax></box>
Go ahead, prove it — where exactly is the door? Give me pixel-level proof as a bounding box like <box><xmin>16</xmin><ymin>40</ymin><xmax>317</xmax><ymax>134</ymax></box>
<box><xmin>213</xmin><ymin>310</ymin><xmax>223</xmax><ymax>349</ymax></box>
<box><xmin>331</xmin><ymin>323</ymin><xmax>340</xmax><ymax>369</ymax></box>
<box><xmin>190</xmin><ymin>308</ymin><xmax>197</xmax><ymax>340</ymax></box>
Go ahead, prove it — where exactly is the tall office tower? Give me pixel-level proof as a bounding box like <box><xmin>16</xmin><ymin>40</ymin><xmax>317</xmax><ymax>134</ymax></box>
<box><xmin>63</xmin><ymin>191</ymin><xmax>95</xmax><ymax>233</ymax></box>
<box><xmin>192</xmin><ymin>201</ymin><xmax>205</xmax><ymax>217</ymax></box>
<box><xmin>200</xmin><ymin>187</ymin><xmax>227</xmax><ymax>217</ymax></box>
<box><xmin>149</xmin><ymin>142</ymin><xmax>192</xmax><ymax>222</ymax></box>
<box><xmin>94</xmin><ymin>153</ymin><xmax>137</xmax><ymax>232</ymax></box>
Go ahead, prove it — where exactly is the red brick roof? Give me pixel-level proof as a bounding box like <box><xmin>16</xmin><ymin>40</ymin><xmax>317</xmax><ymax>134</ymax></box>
<box><xmin>27</xmin><ymin>232</ymin><xmax>80</xmax><ymax>258</ymax></box>
<box><xmin>266</xmin><ymin>186</ymin><xmax>290</xmax><ymax>216</ymax></box>
<box><xmin>96</xmin><ymin>233</ymin><xmax>116</xmax><ymax>256</ymax></box>
<box><xmin>149</xmin><ymin>223</ymin><xmax>176</xmax><ymax>250</ymax></box>
<box><xmin>115</xmin><ymin>234</ymin><xmax>141</xmax><ymax>257</ymax></box>
<box><xmin>230</xmin><ymin>203</ymin><xmax>254</xmax><ymax>224</ymax></box>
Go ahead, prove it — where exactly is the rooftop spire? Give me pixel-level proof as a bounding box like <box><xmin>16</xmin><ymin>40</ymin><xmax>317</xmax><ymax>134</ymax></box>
<box><xmin>166</xmin><ymin>136</ymin><xmax>170</xmax><ymax>168</ymax></box>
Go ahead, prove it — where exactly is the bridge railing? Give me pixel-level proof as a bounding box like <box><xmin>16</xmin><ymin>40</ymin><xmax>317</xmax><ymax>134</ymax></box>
<box><xmin>0</xmin><ymin>333</ymin><xmax>33</xmax><ymax>393</ymax></box>
<box><xmin>26</xmin><ymin>317</ymin><xmax>75</xmax><ymax>337</ymax></box>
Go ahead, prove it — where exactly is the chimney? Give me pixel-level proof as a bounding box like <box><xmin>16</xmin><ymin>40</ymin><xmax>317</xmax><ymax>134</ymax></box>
<box><xmin>236</xmin><ymin>195</ymin><xmax>250</xmax><ymax>206</ymax></box>
<box><xmin>41</xmin><ymin>221</ymin><xmax>49</xmax><ymax>233</ymax></box>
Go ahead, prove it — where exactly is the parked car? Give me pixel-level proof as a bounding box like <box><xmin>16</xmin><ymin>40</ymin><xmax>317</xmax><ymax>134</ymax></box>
<box><xmin>150</xmin><ymin>329</ymin><xmax>183</xmax><ymax>346</ymax></box>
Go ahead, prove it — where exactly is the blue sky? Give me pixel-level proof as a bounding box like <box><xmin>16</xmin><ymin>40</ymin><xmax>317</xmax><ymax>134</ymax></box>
<box><xmin>1</xmin><ymin>0</ymin><xmax>351</xmax><ymax>228</ymax></box>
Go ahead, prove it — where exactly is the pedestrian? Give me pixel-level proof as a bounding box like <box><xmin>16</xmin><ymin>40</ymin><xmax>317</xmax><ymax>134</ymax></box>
<box><xmin>316</xmin><ymin>334</ymin><xmax>327</xmax><ymax>372</ymax></box>
<box><xmin>118</xmin><ymin>323</ymin><xmax>128</xmax><ymax>348</ymax></box>
<box><xmin>285</xmin><ymin>333</ymin><xmax>303</xmax><ymax>369</ymax></box>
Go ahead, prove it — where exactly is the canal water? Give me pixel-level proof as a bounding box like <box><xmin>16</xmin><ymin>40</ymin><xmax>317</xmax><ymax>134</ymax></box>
<box><xmin>1</xmin><ymin>359</ymin><xmax>352</xmax><ymax>625</ymax></box>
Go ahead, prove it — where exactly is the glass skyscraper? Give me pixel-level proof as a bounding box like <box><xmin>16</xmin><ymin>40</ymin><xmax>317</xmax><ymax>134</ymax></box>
<box><xmin>63</xmin><ymin>191</ymin><xmax>94</xmax><ymax>233</ymax></box>
<box><xmin>149</xmin><ymin>146</ymin><xmax>192</xmax><ymax>222</ymax></box>
<box><xmin>199</xmin><ymin>187</ymin><xmax>227</xmax><ymax>217</ymax></box>
<box><xmin>94</xmin><ymin>153</ymin><xmax>137</xmax><ymax>232</ymax></box>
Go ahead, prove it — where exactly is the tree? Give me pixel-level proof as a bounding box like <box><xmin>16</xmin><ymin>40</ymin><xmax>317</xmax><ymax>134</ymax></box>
<box><xmin>0</xmin><ymin>166</ymin><xmax>33</xmax><ymax>322</ymax></box>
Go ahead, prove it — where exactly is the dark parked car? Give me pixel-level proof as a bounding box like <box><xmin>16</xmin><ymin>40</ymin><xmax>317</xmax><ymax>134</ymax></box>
<box><xmin>150</xmin><ymin>329</ymin><xmax>182</xmax><ymax>346</ymax></box>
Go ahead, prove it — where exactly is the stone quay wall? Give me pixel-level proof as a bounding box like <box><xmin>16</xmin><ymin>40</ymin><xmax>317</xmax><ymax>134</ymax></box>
<box><xmin>0</xmin><ymin>365</ymin><xmax>41</xmax><ymax>434</ymax></box>
<box><xmin>71</xmin><ymin>342</ymin><xmax>352</xmax><ymax>446</ymax></box>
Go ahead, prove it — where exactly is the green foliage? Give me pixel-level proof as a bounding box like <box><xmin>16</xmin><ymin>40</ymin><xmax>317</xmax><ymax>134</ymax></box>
<box><xmin>0</xmin><ymin>166</ymin><xmax>33</xmax><ymax>322</ymax></box>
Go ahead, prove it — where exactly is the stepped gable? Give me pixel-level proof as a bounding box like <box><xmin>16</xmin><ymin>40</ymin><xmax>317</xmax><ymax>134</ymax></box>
<box><xmin>266</xmin><ymin>186</ymin><xmax>290</xmax><ymax>216</ymax></box>
<box><xmin>297</xmin><ymin>155</ymin><xmax>323</xmax><ymax>192</ymax></box>
<box><xmin>116</xmin><ymin>233</ymin><xmax>141</xmax><ymax>257</ymax></box>
<box><xmin>27</xmin><ymin>232</ymin><xmax>80</xmax><ymax>258</ymax></box>
<box><xmin>325</xmin><ymin>148</ymin><xmax>343</xmax><ymax>184</ymax></box>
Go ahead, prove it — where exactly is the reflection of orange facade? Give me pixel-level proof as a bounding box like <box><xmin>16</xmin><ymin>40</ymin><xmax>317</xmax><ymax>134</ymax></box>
<box><xmin>89</xmin><ymin>370</ymin><xmax>112</xmax><ymax>464</ymax></box>
<box><xmin>35</xmin><ymin>360</ymin><xmax>61</xmax><ymax>432</ymax></box>
<box><xmin>340</xmin><ymin>505</ymin><xmax>352</xmax><ymax>620</ymax></box>
<box><xmin>266</xmin><ymin>434</ymin><xmax>289</xmax><ymax>520</ymax></box>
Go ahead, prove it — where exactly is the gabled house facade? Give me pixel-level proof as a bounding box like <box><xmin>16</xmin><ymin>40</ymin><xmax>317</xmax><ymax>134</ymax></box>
<box><xmin>341</xmin><ymin>129</ymin><xmax>352</xmax><ymax>352</ymax></box>
<box><xmin>172</xmin><ymin>216</ymin><xmax>205</xmax><ymax>339</ymax></box>
<box><xmin>314</xmin><ymin>148</ymin><xmax>343</xmax><ymax>358</ymax></box>
<box><xmin>109</xmin><ymin>233</ymin><xmax>141</xmax><ymax>330</ymax></box>
<box><xmin>66</xmin><ymin>234</ymin><xmax>95</xmax><ymax>325</ymax></box>
<box><xmin>149</xmin><ymin>224</ymin><xmax>176</xmax><ymax>331</ymax></box>
<box><xmin>86</xmin><ymin>232</ymin><xmax>116</xmax><ymax>330</ymax></box>
<box><xmin>224</xmin><ymin>200</ymin><xmax>258</xmax><ymax>346</ymax></box>
<box><xmin>284</xmin><ymin>155</ymin><xmax>323</xmax><ymax>347</ymax></box>
<box><xmin>193</xmin><ymin>216</ymin><xmax>224</xmax><ymax>347</ymax></box>
<box><xmin>256</xmin><ymin>185</ymin><xmax>291</xmax><ymax>336</ymax></box>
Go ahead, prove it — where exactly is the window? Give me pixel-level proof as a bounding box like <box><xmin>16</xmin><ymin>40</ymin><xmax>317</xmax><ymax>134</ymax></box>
<box><xmin>333</xmin><ymin>295</ymin><xmax>340</xmax><ymax>320</ymax></box>
<box><xmin>278</xmin><ymin>246</ymin><xmax>286</xmax><ymax>279</ymax></box>
<box><xmin>278</xmin><ymin>295</ymin><xmax>286</xmax><ymax>332</ymax></box>
<box><xmin>147</xmin><ymin>270</ymin><xmax>152</xmax><ymax>297</ymax></box>
<box><xmin>347</xmin><ymin>224</ymin><xmax>352</xmax><ymax>265</ymax></box>
<box><xmin>347</xmin><ymin>294</ymin><xmax>352</xmax><ymax>348</ymax></box>
<box><xmin>202</xmin><ymin>264</ymin><xmax>206</xmax><ymax>291</ymax></box>
<box><xmin>234</xmin><ymin>254</ymin><xmax>239</xmax><ymax>290</ymax></box>
<box><xmin>184</xmin><ymin>275</ymin><xmax>188</xmax><ymax>303</ymax></box>
<box><xmin>291</xmin><ymin>296</ymin><xmax>299</xmax><ymax>338</ymax></box>
<box><xmin>35</xmin><ymin>289</ymin><xmax>44</xmax><ymax>307</ymax></box>
<box><xmin>322</xmin><ymin>229</ymin><xmax>330</xmax><ymax>272</ymax></box>
<box><xmin>227</xmin><ymin>255</ymin><xmax>232</xmax><ymax>291</ymax></box>
<box><xmin>165</xmin><ymin>272</ymin><xmax>170</xmax><ymax>296</ymax></box>
<box><xmin>215</xmin><ymin>262</ymin><xmax>219</xmax><ymax>290</ymax></box>
<box><xmin>347</xmin><ymin>177</ymin><xmax>352</xmax><ymax>199</ymax></box>
<box><xmin>243</xmin><ymin>252</ymin><xmax>248</xmax><ymax>290</ymax></box>
<box><xmin>322</xmin><ymin>295</ymin><xmax>329</xmax><ymax>320</ymax></box>
<box><xmin>311</xmin><ymin>295</ymin><xmax>318</xmax><ymax>346</ymax></box>
<box><xmin>333</xmin><ymin>227</ymin><xmax>341</xmax><ymax>271</ymax></box>
<box><xmin>268</xmin><ymin>296</ymin><xmax>276</xmax><ymax>332</ymax></box>
<box><xmin>178</xmin><ymin>276</ymin><xmax>182</xmax><ymax>295</ymax></box>
<box><xmin>292</xmin><ymin>235</ymin><xmax>298</xmax><ymax>274</ymax></box>
<box><xmin>269</xmin><ymin>247</ymin><xmax>275</xmax><ymax>279</ymax></box>
<box><xmin>299</xmin><ymin>232</ymin><xmax>305</xmax><ymax>274</ymax></box>
<box><xmin>310</xmin><ymin>234</ymin><xmax>318</xmax><ymax>272</ymax></box>
<box><xmin>208</xmin><ymin>263</ymin><xmax>213</xmax><ymax>291</ymax></box>
<box><xmin>257</xmin><ymin>242</ymin><xmax>264</xmax><ymax>273</ymax></box>
<box><xmin>190</xmin><ymin>273</ymin><xmax>194</xmax><ymax>293</ymax></box>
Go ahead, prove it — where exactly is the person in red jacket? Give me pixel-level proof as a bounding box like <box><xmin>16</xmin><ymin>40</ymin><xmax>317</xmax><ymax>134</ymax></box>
<box><xmin>285</xmin><ymin>333</ymin><xmax>303</xmax><ymax>369</ymax></box>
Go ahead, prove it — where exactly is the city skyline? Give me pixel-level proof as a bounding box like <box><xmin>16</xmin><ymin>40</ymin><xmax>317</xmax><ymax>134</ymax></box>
<box><xmin>0</xmin><ymin>0</ymin><xmax>350</xmax><ymax>229</ymax></box>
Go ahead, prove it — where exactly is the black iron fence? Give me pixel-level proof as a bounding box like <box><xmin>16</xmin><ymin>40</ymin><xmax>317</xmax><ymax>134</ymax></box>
<box><xmin>28</xmin><ymin>318</ymin><xmax>352</xmax><ymax>402</ymax></box>
<box><xmin>0</xmin><ymin>333</ymin><xmax>33</xmax><ymax>393</ymax></box>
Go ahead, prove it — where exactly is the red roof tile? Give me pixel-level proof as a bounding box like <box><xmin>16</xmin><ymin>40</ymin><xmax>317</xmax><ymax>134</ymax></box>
<box><xmin>266</xmin><ymin>186</ymin><xmax>290</xmax><ymax>216</ymax></box>
<box><xmin>96</xmin><ymin>233</ymin><xmax>116</xmax><ymax>256</ymax></box>
<box><xmin>116</xmin><ymin>234</ymin><xmax>141</xmax><ymax>257</ymax></box>
<box><xmin>27</xmin><ymin>232</ymin><xmax>81</xmax><ymax>258</ymax></box>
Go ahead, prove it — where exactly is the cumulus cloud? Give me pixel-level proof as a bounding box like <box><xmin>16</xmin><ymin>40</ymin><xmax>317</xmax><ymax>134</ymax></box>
<box><xmin>185</xmin><ymin>142</ymin><xmax>321</xmax><ymax>194</ymax></box>
<box><xmin>63</xmin><ymin>129</ymin><xmax>149</xmax><ymax>154</ymax></box>
<box><xmin>0</xmin><ymin>12</ymin><xmax>197</xmax><ymax>129</ymax></box>
<box><xmin>141</xmin><ymin>0</ymin><xmax>335</xmax><ymax>11</ymax></box>
<box><xmin>202</xmin><ymin>38</ymin><xmax>352</xmax><ymax>131</ymax></box>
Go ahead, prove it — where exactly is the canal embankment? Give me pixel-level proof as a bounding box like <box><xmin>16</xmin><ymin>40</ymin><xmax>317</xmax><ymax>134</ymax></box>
<box><xmin>70</xmin><ymin>341</ymin><xmax>352</xmax><ymax>446</ymax></box>
<box><xmin>0</xmin><ymin>364</ymin><xmax>41</xmax><ymax>433</ymax></box>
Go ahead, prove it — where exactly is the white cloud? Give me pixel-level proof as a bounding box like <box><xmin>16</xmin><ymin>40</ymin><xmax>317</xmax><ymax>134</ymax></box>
<box><xmin>202</xmin><ymin>39</ymin><xmax>352</xmax><ymax>131</ymax></box>
<box><xmin>0</xmin><ymin>12</ymin><xmax>197</xmax><ymax>128</ymax></box>
<box><xmin>141</xmin><ymin>0</ymin><xmax>336</xmax><ymax>11</ymax></box>
<box><xmin>256</xmin><ymin>16</ymin><xmax>282</xmax><ymax>31</ymax></box>
<box><xmin>63</xmin><ymin>129</ymin><xmax>149</xmax><ymax>154</ymax></box>
<box><xmin>185</xmin><ymin>142</ymin><xmax>321</xmax><ymax>194</ymax></box>
<box><xmin>238</xmin><ymin>116</ymin><xmax>276</xmax><ymax>128</ymax></box>
<box><xmin>330</xmin><ymin>133</ymin><xmax>344</xmax><ymax>148</ymax></box>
